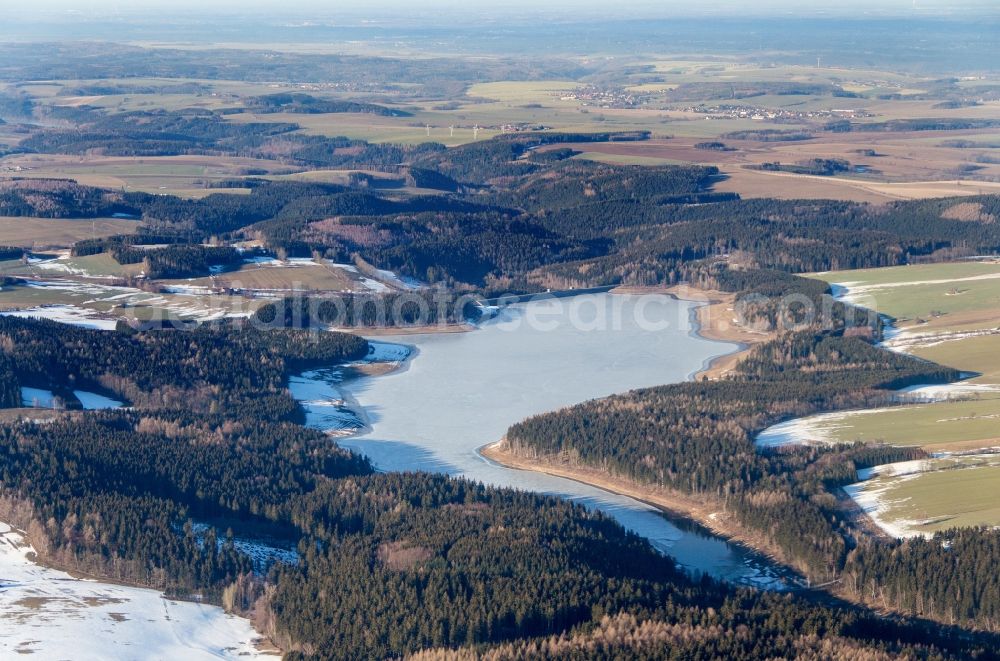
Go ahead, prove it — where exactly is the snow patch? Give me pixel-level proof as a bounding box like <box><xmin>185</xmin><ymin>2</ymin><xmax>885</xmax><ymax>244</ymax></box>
<box><xmin>189</xmin><ymin>523</ymin><xmax>298</xmax><ymax>572</ymax></box>
<box><xmin>755</xmin><ymin>407</ymin><xmax>902</xmax><ymax>448</ymax></box>
<box><xmin>1</xmin><ymin>305</ymin><xmax>118</xmax><ymax>330</ymax></box>
<box><xmin>74</xmin><ymin>390</ymin><xmax>124</xmax><ymax>410</ymax></box>
<box><xmin>895</xmin><ymin>382</ymin><xmax>1000</xmax><ymax>401</ymax></box>
<box><xmin>0</xmin><ymin>522</ymin><xmax>277</xmax><ymax>660</ymax></box>
<box><xmin>359</xmin><ymin>277</ymin><xmax>389</xmax><ymax>293</ymax></box>
<box><xmin>21</xmin><ymin>387</ymin><xmax>57</xmax><ymax>409</ymax></box>
<box><xmin>374</xmin><ymin>268</ymin><xmax>423</xmax><ymax>291</ymax></box>
<box><xmin>244</xmin><ymin>256</ymin><xmax>317</xmax><ymax>268</ymax></box>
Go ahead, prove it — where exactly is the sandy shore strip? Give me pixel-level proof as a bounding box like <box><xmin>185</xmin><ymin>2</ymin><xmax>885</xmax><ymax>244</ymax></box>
<box><xmin>347</xmin><ymin>322</ymin><xmax>474</xmax><ymax>336</ymax></box>
<box><xmin>613</xmin><ymin>284</ymin><xmax>774</xmax><ymax>379</ymax></box>
<box><xmin>481</xmin><ymin>441</ymin><xmax>806</xmax><ymax>578</ymax></box>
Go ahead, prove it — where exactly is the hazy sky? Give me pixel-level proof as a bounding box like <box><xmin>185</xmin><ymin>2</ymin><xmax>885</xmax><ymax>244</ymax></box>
<box><xmin>12</xmin><ymin>0</ymin><xmax>1000</xmax><ymax>17</ymax></box>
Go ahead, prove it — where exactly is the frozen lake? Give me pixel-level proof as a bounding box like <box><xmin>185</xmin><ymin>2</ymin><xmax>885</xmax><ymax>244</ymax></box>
<box><xmin>299</xmin><ymin>293</ymin><xmax>790</xmax><ymax>588</ymax></box>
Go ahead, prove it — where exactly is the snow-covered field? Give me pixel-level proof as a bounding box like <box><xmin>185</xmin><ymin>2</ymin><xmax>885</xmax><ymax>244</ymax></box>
<box><xmin>833</xmin><ymin>271</ymin><xmax>1000</xmax><ymax>307</ymax></box>
<box><xmin>373</xmin><ymin>268</ymin><xmax>422</xmax><ymax>291</ymax></box>
<box><xmin>2</xmin><ymin>304</ymin><xmax>119</xmax><ymax>330</ymax></box>
<box><xmin>327</xmin><ymin>263</ymin><xmax>390</xmax><ymax>292</ymax></box>
<box><xmin>0</xmin><ymin>522</ymin><xmax>277</xmax><ymax>660</ymax></box>
<box><xmin>882</xmin><ymin>327</ymin><xmax>1000</xmax><ymax>352</ymax></box>
<box><xmin>20</xmin><ymin>387</ymin><xmax>57</xmax><ymax>408</ymax></box>
<box><xmin>765</xmin><ymin>278</ymin><xmax>1000</xmax><ymax>537</ymax></box>
<box><xmin>244</xmin><ymin>256</ymin><xmax>317</xmax><ymax>268</ymax></box>
<box><xmin>895</xmin><ymin>382</ymin><xmax>1000</xmax><ymax>401</ymax></box>
<box><xmin>74</xmin><ymin>390</ymin><xmax>124</xmax><ymax>410</ymax></box>
<box><xmin>843</xmin><ymin>455</ymin><xmax>1000</xmax><ymax>539</ymax></box>
<box><xmin>754</xmin><ymin>407</ymin><xmax>900</xmax><ymax>448</ymax></box>
<box><xmin>9</xmin><ymin>279</ymin><xmax>253</xmax><ymax>325</ymax></box>
<box><xmin>843</xmin><ymin>459</ymin><xmax>934</xmax><ymax>539</ymax></box>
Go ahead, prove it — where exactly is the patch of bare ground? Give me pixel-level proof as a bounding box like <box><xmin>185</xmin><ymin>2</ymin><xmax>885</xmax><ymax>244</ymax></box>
<box><xmin>377</xmin><ymin>541</ymin><xmax>434</xmax><ymax>571</ymax></box>
<box><xmin>941</xmin><ymin>201</ymin><xmax>996</xmax><ymax>223</ymax></box>
<box><xmin>714</xmin><ymin>168</ymin><xmax>900</xmax><ymax>203</ymax></box>
<box><xmin>355</xmin><ymin>323</ymin><xmax>473</xmax><ymax>336</ymax></box>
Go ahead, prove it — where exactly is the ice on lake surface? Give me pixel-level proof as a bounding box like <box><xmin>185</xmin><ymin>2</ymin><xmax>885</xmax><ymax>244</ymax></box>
<box><xmin>299</xmin><ymin>293</ymin><xmax>790</xmax><ymax>588</ymax></box>
<box><xmin>289</xmin><ymin>367</ymin><xmax>365</xmax><ymax>434</ymax></box>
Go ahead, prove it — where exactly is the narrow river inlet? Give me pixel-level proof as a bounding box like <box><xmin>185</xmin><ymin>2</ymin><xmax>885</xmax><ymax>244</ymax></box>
<box><xmin>294</xmin><ymin>293</ymin><xmax>790</xmax><ymax>589</ymax></box>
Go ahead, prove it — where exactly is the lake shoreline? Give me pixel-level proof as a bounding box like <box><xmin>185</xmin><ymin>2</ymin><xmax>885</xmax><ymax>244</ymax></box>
<box><xmin>612</xmin><ymin>284</ymin><xmax>774</xmax><ymax>379</ymax></box>
<box><xmin>471</xmin><ymin>285</ymin><xmax>806</xmax><ymax>581</ymax></box>
<box><xmin>324</xmin><ymin>289</ymin><xmax>794</xmax><ymax>587</ymax></box>
<box><xmin>478</xmin><ymin>441</ymin><xmax>805</xmax><ymax>584</ymax></box>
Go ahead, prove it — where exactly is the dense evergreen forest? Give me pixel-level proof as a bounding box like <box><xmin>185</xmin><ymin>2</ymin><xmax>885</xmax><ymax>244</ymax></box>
<box><xmin>0</xmin><ymin>315</ymin><xmax>367</xmax><ymax>419</ymax></box>
<box><xmin>244</xmin><ymin>93</ymin><xmax>411</xmax><ymax>117</ymax></box>
<box><xmin>506</xmin><ymin>327</ymin><xmax>956</xmax><ymax>577</ymax></box>
<box><xmin>0</xmin><ymin>316</ymin><xmax>998</xmax><ymax>660</ymax></box>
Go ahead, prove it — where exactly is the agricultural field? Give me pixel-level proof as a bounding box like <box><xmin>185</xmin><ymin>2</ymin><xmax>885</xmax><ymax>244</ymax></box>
<box><xmin>182</xmin><ymin>258</ymin><xmax>372</xmax><ymax>293</ymax></box>
<box><xmin>0</xmin><ymin>255</ymin><xmax>407</xmax><ymax>328</ymax></box>
<box><xmin>847</xmin><ymin>455</ymin><xmax>1000</xmax><ymax>537</ymax></box>
<box><xmin>804</xmin><ymin>259</ymin><xmax>1000</xmax><ymax>538</ymax></box>
<box><xmin>0</xmin><ymin>154</ymin><xmax>284</xmax><ymax>196</ymax></box>
<box><xmin>9</xmin><ymin>63</ymin><xmax>1000</xmax><ymax>198</ymax></box>
<box><xmin>912</xmin><ymin>334</ymin><xmax>1000</xmax><ymax>385</ymax></box>
<box><xmin>0</xmin><ymin>216</ymin><xmax>138</xmax><ymax>248</ymax></box>
<box><xmin>537</xmin><ymin>130</ymin><xmax>1000</xmax><ymax>203</ymax></box>
<box><xmin>573</xmin><ymin>151</ymin><xmax>681</xmax><ymax>166</ymax></box>
<box><xmin>3</xmin><ymin>252</ymin><xmax>146</xmax><ymax>278</ymax></box>
<box><xmin>0</xmin><ymin>277</ymin><xmax>261</xmax><ymax>324</ymax></box>
<box><xmin>774</xmin><ymin>398</ymin><xmax>1000</xmax><ymax>452</ymax></box>
<box><xmin>811</xmin><ymin>260</ymin><xmax>1000</xmax><ymax>333</ymax></box>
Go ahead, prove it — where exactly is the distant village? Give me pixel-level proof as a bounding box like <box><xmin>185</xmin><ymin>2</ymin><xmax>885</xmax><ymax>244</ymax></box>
<box><xmin>683</xmin><ymin>103</ymin><xmax>875</xmax><ymax>121</ymax></box>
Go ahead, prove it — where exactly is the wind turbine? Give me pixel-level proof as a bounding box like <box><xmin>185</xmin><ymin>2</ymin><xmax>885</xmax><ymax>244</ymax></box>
<box><xmin>473</xmin><ymin>124</ymin><xmax>480</xmax><ymax>139</ymax></box>
<box><xmin>449</xmin><ymin>125</ymin><xmax>454</xmax><ymax>138</ymax></box>
<box><xmin>425</xmin><ymin>124</ymin><xmax>431</xmax><ymax>137</ymax></box>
